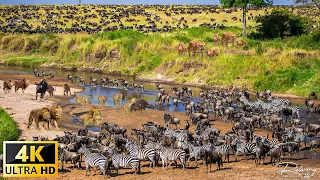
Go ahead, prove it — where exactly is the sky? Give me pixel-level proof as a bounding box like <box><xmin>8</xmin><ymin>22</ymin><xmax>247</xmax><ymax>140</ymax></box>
<box><xmin>0</xmin><ymin>0</ymin><xmax>295</xmax><ymax>5</ymax></box>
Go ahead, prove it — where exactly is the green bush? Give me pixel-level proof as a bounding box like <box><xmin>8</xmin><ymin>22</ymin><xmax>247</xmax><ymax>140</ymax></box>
<box><xmin>254</xmin><ymin>67</ymin><xmax>315</xmax><ymax>92</ymax></box>
<box><xmin>254</xmin><ymin>9</ymin><xmax>309</xmax><ymax>39</ymax></box>
<box><xmin>0</xmin><ymin>108</ymin><xmax>20</xmax><ymax>154</ymax></box>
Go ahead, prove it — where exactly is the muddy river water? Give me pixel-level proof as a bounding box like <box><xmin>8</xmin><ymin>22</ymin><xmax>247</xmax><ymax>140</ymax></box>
<box><xmin>0</xmin><ymin>65</ymin><xmax>319</xmax><ymax>126</ymax></box>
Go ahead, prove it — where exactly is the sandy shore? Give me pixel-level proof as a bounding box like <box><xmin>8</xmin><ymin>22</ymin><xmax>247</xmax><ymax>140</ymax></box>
<box><xmin>0</xmin><ymin>80</ymin><xmax>82</xmax><ymax>140</ymax></box>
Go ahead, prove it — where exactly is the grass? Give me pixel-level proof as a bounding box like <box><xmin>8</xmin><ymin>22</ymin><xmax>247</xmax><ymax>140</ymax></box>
<box><xmin>0</xmin><ymin>108</ymin><xmax>20</xmax><ymax>154</ymax></box>
<box><xmin>0</xmin><ymin>27</ymin><xmax>320</xmax><ymax>97</ymax></box>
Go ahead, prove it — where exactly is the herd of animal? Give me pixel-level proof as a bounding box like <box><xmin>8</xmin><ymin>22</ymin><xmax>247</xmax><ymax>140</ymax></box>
<box><xmin>2</xmin><ymin>73</ymin><xmax>72</xmax><ymax>101</ymax></box>
<box><xmin>177</xmin><ymin>32</ymin><xmax>245</xmax><ymax>58</ymax></box>
<box><xmin>15</xmin><ymin>84</ymin><xmax>320</xmax><ymax>177</ymax></box>
<box><xmin>0</xmin><ymin>5</ymin><xmax>318</xmax><ymax>34</ymax></box>
<box><xmin>1</xmin><ymin>70</ymin><xmax>320</xmax><ymax>178</ymax></box>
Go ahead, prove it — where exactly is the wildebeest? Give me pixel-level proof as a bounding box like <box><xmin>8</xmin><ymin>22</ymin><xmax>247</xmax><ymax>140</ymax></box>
<box><xmin>310</xmin><ymin>139</ymin><xmax>320</xmax><ymax>155</ymax></box>
<box><xmin>130</xmin><ymin>100</ymin><xmax>155</xmax><ymax>112</ymax></box>
<box><xmin>203</xmin><ymin>151</ymin><xmax>223</xmax><ymax>173</ymax></box>
<box><xmin>309</xmin><ymin>92</ymin><xmax>317</xmax><ymax>100</ymax></box>
<box><xmin>305</xmin><ymin>98</ymin><xmax>314</xmax><ymax>113</ymax></box>
<box><xmin>101</xmin><ymin>122</ymin><xmax>127</xmax><ymax>137</ymax></box>
<box><xmin>47</xmin><ymin>85</ymin><xmax>55</xmax><ymax>97</ymax></box>
<box><xmin>164</xmin><ymin>113</ymin><xmax>180</xmax><ymax>128</ymax></box>
<box><xmin>63</xmin><ymin>84</ymin><xmax>71</xmax><ymax>96</ymax></box>
<box><xmin>35</xmin><ymin>79</ymin><xmax>48</xmax><ymax>100</ymax></box>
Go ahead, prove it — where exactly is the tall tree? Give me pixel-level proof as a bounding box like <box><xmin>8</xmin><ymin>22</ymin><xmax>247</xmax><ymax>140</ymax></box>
<box><xmin>220</xmin><ymin>0</ymin><xmax>273</xmax><ymax>37</ymax></box>
<box><xmin>79</xmin><ymin>0</ymin><xmax>82</xmax><ymax>5</ymax></box>
<box><xmin>294</xmin><ymin>0</ymin><xmax>320</xmax><ymax>10</ymax></box>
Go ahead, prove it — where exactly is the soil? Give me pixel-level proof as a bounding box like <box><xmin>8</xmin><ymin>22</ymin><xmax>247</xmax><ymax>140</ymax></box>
<box><xmin>0</xmin><ymin>73</ymin><xmax>319</xmax><ymax>180</ymax></box>
<box><xmin>0</xmin><ymin>79</ymin><xmax>82</xmax><ymax>140</ymax></box>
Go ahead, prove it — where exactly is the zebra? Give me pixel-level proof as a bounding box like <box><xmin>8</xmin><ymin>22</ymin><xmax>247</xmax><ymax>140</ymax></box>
<box><xmin>184</xmin><ymin>142</ymin><xmax>203</xmax><ymax>166</ymax></box>
<box><xmin>158</xmin><ymin>146</ymin><xmax>186</xmax><ymax>170</ymax></box>
<box><xmin>271</xmin><ymin>97</ymin><xmax>291</xmax><ymax>106</ymax></box>
<box><xmin>77</xmin><ymin>146</ymin><xmax>110</xmax><ymax>178</ymax></box>
<box><xmin>215</xmin><ymin>144</ymin><xmax>231</xmax><ymax>163</ymax></box>
<box><xmin>164</xmin><ymin>127</ymin><xmax>187</xmax><ymax>142</ymax></box>
<box><xmin>125</xmin><ymin>142</ymin><xmax>156</xmax><ymax>168</ymax></box>
<box><xmin>261</xmin><ymin>136</ymin><xmax>280</xmax><ymax>149</ymax></box>
<box><xmin>231</xmin><ymin>137</ymin><xmax>257</xmax><ymax>161</ymax></box>
<box><xmin>109</xmin><ymin>147</ymin><xmax>140</xmax><ymax>175</ymax></box>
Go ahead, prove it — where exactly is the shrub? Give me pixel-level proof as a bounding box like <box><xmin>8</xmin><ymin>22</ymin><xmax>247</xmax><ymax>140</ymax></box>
<box><xmin>254</xmin><ymin>9</ymin><xmax>309</xmax><ymax>39</ymax></box>
<box><xmin>0</xmin><ymin>108</ymin><xmax>20</xmax><ymax>154</ymax></box>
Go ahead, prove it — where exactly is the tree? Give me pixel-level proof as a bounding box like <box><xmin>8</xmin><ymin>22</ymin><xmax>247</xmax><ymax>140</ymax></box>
<box><xmin>294</xmin><ymin>0</ymin><xmax>320</xmax><ymax>10</ymax></box>
<box><xmin>79</xmin><ymin>0</ymin><xmax>82</xmax><ymax>5</ymax></box>
<box><xmin>254</xmin><ymin>9</ymin><xmax>309</xmax><ymax>39</ymax></box>
<box><xmin>220</xmin><ymin>0</ymin><xmax>273</xmax><ymax>37</ymax></box>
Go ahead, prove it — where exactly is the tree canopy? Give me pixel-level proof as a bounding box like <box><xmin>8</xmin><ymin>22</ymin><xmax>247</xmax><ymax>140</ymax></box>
<box><xmin>220</xmin><ymin>0</ymin><xmax>272</xmax><ymax>8</ymax></box>
<box><xmin>220</xmin><ymin>0</ymin><xmax>274</xmax><ymax>37</ymax></box>
<box><xmin>253</xmin><ymin>9</ymin><xmax>309</xmax><ymax>39</ymax></box>
<box><xmin>294</xmin><ymin>0</ymin><xmax>320</xmax><ymax>10</ymax></box>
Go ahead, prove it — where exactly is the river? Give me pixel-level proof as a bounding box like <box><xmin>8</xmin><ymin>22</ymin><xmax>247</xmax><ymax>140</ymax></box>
<box><xmin>0</xmin><ymin>64</ymin><xmax>319</xmax><ymax>125</ymax></box>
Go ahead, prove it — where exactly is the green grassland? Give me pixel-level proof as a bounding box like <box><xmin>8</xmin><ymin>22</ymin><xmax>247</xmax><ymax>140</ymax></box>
<box><xmin>0</xmin><ymin>108</ymin><xmax>20</xmax><ymax>154</ymax></box>
<box><xmin>0</xmin><ymin>5</ymin><xmax>320</xmax><ymax>96</ymax></box>
<box><xmin>1</xmin><ymin>27</ymin><xmax>320</xmax><ymax>96</ymax></box>
<box><xmin>0</xmin><ymin>5</ymin><xmax>319</xmax><ymax>30</ymax></box>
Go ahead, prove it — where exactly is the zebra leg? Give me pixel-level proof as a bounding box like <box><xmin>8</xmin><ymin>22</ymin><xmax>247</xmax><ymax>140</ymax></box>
<box><xmin>162</xmin><ymin>159</ymin><xmax>165</xmax><ymax>169</ymax></box>
<box><xmin>181</xmin><ymin>157</ymin><xmax>185</xmax><ymax>170</ymax></box>
<box><xmin>86</xmin><ymin>165</ymin><xmax>90</xmax><ymax>176</ymax></box>
<box><xmin>115</xmin><ymin>166</ymin><xmax>119</xmax><ymax>176</ymax></box>
<box><xmin>226</xmin><ymin>153</ymin><xmax>229</xmax><ymax>163</ymax></box>
<box><xmin>187</xmin><ymin>157</ymin><xmax>191</xmax><ymax>166</ymax></box>
<box><xmin>61</xmin><ymin>160</ymin><xmax>64</xmax><ymax>170</ymax></box>
<box><xmin>150</xmin><ymin>157</ymin><xmax>155</xmax><ymax>168</ymax></box>
<box><xmin>195</xmin><ymin>157</ymin><xmax>198</xmax><ymax>167</ymax></box>
<box><xmin>235</xmin><ymin>151</ymin><xmax>239</xmax><ymax>162</ymax></box>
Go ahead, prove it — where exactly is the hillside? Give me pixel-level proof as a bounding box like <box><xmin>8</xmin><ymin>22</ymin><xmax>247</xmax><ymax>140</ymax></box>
<box><xmin>1</xmin><ymin>27</ymin><xmax>320</xmax><ymax>96</ymax></box>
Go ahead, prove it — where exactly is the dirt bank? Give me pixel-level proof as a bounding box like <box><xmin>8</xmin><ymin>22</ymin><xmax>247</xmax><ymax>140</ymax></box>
<box><xmin>0</xmin><ymin>79</ymin><xmax>82</xmax><ymax>140</ymax></box>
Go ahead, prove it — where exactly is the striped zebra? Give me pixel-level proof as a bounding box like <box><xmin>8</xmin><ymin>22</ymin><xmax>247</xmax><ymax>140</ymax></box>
<box><xmin>77</xmin><ymin>146</ymin><xmax>110</xmax><ymax>178</ymax></box>
<box><xmin>261</xmin><ymin>136</ymin><xmax>279</xmax><ymax>149</ymax></box>
<box><xmin>215</xmin><ymin>144</ymin><xmax>231</xmax><ymax>163</ymax></box>
<box><xmin>159</xmin><ymin>146</ymin><xmax>186</xmax><ymax>170</ymax></box>
<box><xmin>231</xmin><ymin>137</ymin><xmax>257</xmax><ymax>161</ymax></box>
<box><xmin>125</xmin><ymin>142</ymin><xmax>156</xmax><ymax>168</ymax></box>
<box><xmin>164</xmin><ymin>127</ymin><xmax>187</xmax><ymax>142</ymax></box>
<box><xmin>272</xmin><ymin>97</ymin><xmax>291</xmax><ymax>106</ymax></box>
<box><xmin>110</xmin><ymin>147</ymin><xmax>140</xmax><ymax>175</ymax></box>
<box><xmin>201</xmin><ymin>143</ymin><xmax>215</xmax><ymax>153</ymax></box>
<box><xmin>184</xmin><ymin>142</ymin><xmax>203</xmax><ymax>166</ymax></box>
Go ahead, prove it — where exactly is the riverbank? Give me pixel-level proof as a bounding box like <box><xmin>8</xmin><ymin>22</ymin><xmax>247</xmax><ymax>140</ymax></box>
<box><xmin>1</xmin><ymin>28</ymin><xmax>320</xmax><ymax>97</ymax></box>
<box><xmin>0</xmin><ymin>79</ymin><xmax>82</xmax><ymax>140</ymax></box>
